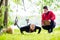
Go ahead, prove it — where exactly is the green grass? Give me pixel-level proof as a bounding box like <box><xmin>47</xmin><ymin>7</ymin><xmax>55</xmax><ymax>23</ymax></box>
<box><xmin>0</xmin><ymin>28</ymin><xmax>60</xmax><ymax>40</ymax></box>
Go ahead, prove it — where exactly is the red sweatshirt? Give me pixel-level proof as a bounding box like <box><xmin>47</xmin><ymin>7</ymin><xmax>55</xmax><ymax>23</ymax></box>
<box><xmin>42</xmin><ymin>11</ymin><xmax>55</xmax><ymax>24</ymax></box>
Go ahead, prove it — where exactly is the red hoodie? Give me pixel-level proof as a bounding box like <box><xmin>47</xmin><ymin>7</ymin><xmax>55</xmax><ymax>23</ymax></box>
<box><xmin>42</xmin><ymin>11</ymin><xmax>55</xmax><ymax>24</ymax></box>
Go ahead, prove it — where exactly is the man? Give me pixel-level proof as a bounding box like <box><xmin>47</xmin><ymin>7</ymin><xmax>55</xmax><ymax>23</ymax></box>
<box><xmin>20</xmin><ymin>24</ymin><xmax>41</xmax><ymax>34</ymax></box>
<box><xmin>42</xmin><ymin>6</ymin><xmax>56</xmax><ymax>33</ymax></box>
<box><xmin>14</xmin><ymin>24</ymin><xmax>41</xmax><ymax>34</ymax></box>
<box><xmin>14</xmin><ymin>17</ymin><xmax>41</xmax><ymax>34</ymax></box>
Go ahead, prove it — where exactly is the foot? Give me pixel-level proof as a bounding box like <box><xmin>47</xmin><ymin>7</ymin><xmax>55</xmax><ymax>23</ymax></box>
<box><xmin>48</xmin><ymin>29</ymin><xmax>52</xmax><ymax>33</ymax></box>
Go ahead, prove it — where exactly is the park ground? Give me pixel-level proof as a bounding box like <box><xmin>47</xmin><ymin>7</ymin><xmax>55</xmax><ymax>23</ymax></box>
<box><xmin>0</xmin><ymin>27</ymin><xmax>60</xmax><ymax>40</ymax></box>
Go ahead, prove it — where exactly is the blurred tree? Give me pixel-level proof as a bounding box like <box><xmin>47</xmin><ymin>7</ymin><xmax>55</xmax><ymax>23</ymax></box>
<box><xmin>0</xmin><ymin>0</ymin><xmax>3</xmax><ymax>7</ymax></box>
<box><xmin>28</xmin><ymin>0</ymin><xmax>60</xmax><ymax>14</ymax></box>
<box><xmin>13</xmin><ymin>0</ymin><xmax>21</xmax><ymax>4</ymax></box>
<box><xmin>0</xmin><ymin>0</ymin><xmax>4</xmax><ymax>27</ymax></box>
<box><xmin>3</xmin><ymin>0</ymin><xmax>8</xmax><ymax>28</ymax></box>
<box><xmin>3</xmin><ymin>0</ymin><xmax>60</xmax><ymax>26</ymax></box>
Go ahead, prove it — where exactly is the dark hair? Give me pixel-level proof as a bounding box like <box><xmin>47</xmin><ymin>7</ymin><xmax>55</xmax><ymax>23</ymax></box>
<box><xmin>43</xmin><ymin>6</ymin><xmax>48</xmax><ymax>10</ymax></box>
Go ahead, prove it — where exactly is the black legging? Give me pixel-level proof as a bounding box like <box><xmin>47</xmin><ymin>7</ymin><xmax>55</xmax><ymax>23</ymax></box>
<box><xmin>42</xmin><ymin>20</ymin><xmax>56</xmax><ymax>33</ymax></box>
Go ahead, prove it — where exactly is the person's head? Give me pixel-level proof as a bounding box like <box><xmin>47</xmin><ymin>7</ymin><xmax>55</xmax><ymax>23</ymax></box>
<box><xmin>30</xmin><ymin>24</ymin><xmax>35</xmax><ymax>31</ymax></box>
<box><xmin>43</xmin><ymin>6</ymin><xmax>48</xmax><ymax>13</ymax></box>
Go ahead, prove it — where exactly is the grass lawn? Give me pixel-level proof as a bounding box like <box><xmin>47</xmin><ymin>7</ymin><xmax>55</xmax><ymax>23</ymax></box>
<box><xmin>0</xmin><ymin>27</ymin><xmax>60</xmax><ymax>40</ymax></box>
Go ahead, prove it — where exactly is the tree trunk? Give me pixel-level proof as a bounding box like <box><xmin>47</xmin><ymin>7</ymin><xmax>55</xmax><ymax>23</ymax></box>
<box><xmin>0</xmin><ymin>0</ymin><xmax>3</xmax><ymax>7</ymax></box>
<box><xmin>3</xmin><ymin>0</ymin><xmax>8</xmax><ymax>28</ymax></box>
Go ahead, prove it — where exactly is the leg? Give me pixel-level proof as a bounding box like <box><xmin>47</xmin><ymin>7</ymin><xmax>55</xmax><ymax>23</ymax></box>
<box><xmin>42</xmin><ymin>25</ymin><xmax>53</xmax><ymax>33</ymax></box>
<box><xmin>42</xmin><ymin>25</ymin><xmax>50</xmax><ymax>30</ymax></box>
<box><xmin>48</xmin><ymin>20</ymin><xmax>56</xmax><ymax>33</ymax></box>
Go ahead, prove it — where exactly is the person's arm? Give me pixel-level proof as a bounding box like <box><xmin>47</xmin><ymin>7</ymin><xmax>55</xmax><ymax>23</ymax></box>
<box><xmin>35</xmin><ymin>26</ymin><xmax>41</xmax><ymax>34</ymax></box>
<box><xmin>50</xmin><ymin>11</ymin><xmax>55</xmax><ymax>21</ymax></box>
